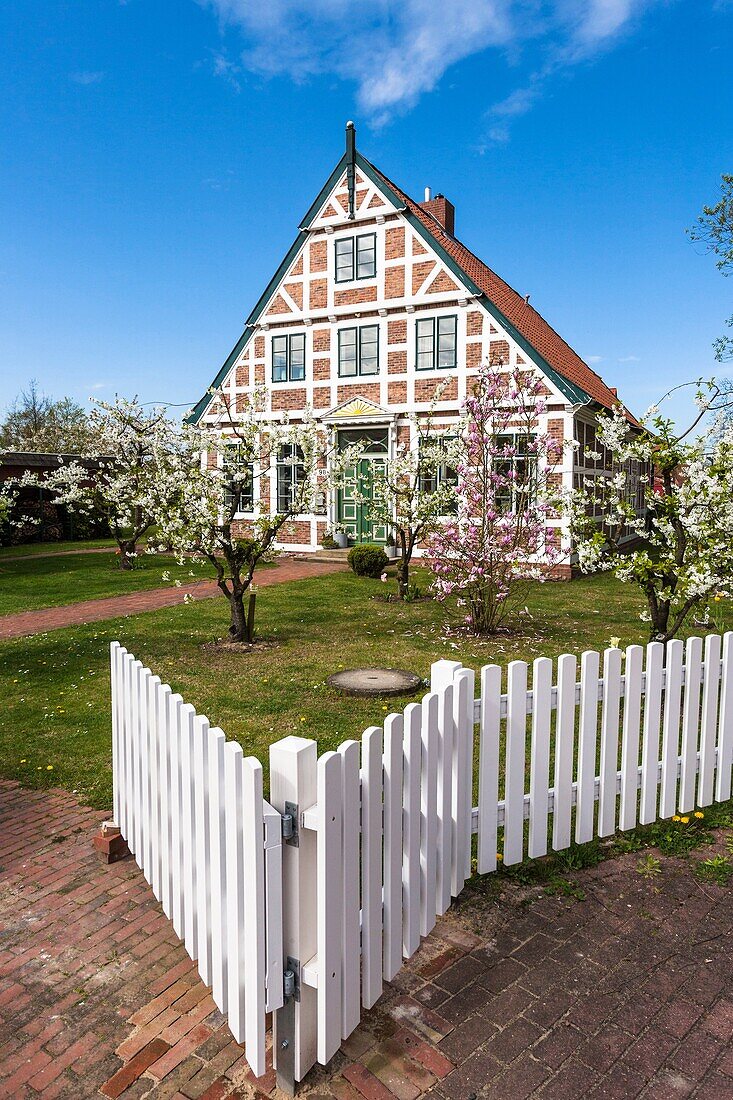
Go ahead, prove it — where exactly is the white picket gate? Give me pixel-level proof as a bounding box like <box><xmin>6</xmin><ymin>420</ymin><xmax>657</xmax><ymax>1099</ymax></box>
<box><xmin>109</xmin><ymin>632</ymin><xmax>733</xmax><ymax>1090</ymax></box>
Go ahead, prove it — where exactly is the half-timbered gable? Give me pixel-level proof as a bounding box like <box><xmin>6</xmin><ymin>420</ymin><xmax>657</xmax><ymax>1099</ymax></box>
<box><xmin>189</xmin><ymin>124</ymin><xmax>640</xmax><ymax>568</ymax></box>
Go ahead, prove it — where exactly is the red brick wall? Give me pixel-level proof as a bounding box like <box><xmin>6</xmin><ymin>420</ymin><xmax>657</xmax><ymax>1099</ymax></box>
<box><xmin>310</xmin><ymin>280</ymin><xmax>327</xmax><ymax>309</ymax></box>
<box><xmin>271</xmin><ymin>388</ymin><xmax>306</xmax><ymax>411</ymax></box>
<box><xmin>466</xmin><ymin>343</ymin><xmax>482</xmax><ymax>368</ymax></box>
<box><xmin>389</xmin><ymin>382</ymin><xmax>407</xmax><ymax>404</ymax></box>
<box><xmin>254</xmin><ymin>336</ymin><xmax>264</xmax><ymax>358</ymax></box>
<box><xmin>388</xmin><ymin>350</ymin><xmax>407</xmax><ymax>375</ymax></box>
<box><xmin>334</xmin><ymin>286</ymin><xmax>377</xmax><ymax>307</ymax></box>
<box><xmin>467</xmin><ymin>311</ymin><xmax>483</xmax><ymax>336</ymax></box>
<box><xmin>284</xmin><ymin>282</ymin><xmax>303</xmax><ymax>309</ymax></box>
<box><xmin>489</xmin><ymin>340</ymin><xmax>510</xmax><ymax>365</ymax></box>
<box><xmin>313</xmin><ymin>387</ymin><xmax>331</xmax><ymax>408</ymax></box>
<box><xmin>385</xmin><ymin>226</ymin><xmax>405</xmax><ymax>259</ymax></box>
<box><xmin>236</xmin><ymin>366</ymin><xmax>248</xmax><ymax>387</ymax></box>
<box><xmin>310</xmin><ymin>240</ymin><xmax>327</xmax><ymax>272</ymax></box>
<box><xmin>281</xmin><ymin>520</ymin><xmax>312</xmax><ymax>544</ymax></box>
<box><xmin>313</xmin><ymin>328</ymin><xmax>330</xmax><ymax>352</ymax></box>
<box><xmin>412</xmin><ymin>261</ymin><xmax>436</xmax><ymax>294</ymax></box>
<box><xmin>338</xmin><ymin>383</ymin><xmax>381</xmax><ymax>405</ymax></box>
<box><xmin>388</xmin><ymin>319</ymin><xmax>407</xmax><ymax>344</ymax></box>
<box><xmin>385</xmin><ymin>267</ymin><xmax>405</xmax><ymax>299</ymax></box>
<box><xmin>415</xmin><ymin>376</ymin><xmax>458</xmax><ymax>402</ymax></box>
<box><xmin>313</xmin><ymin>358</ymin><xmax>331</xmax><ymax>381</ymax></box>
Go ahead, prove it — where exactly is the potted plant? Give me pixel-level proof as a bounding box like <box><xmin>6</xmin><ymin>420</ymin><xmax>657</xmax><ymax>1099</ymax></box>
<box><xmin>333</xmin><ymin>523</ymin><xmax>349</xmax><ymax>549</ymax></box>
<box><xmin>321</xmin><ymin>527</ymin><xmax>339</xmax><ymax>550</ymax></box>
<box><xmin>385</xmin><ymin>534</ymin><xmax>397</xmax><ymax>559</ymax></box>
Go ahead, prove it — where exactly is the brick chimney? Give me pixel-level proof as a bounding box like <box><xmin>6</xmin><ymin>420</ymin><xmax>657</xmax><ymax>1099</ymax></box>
<box><xmin>419</xmin><ymin>191</ymin><xmax>455</xmax><ymax>236</ymax></box>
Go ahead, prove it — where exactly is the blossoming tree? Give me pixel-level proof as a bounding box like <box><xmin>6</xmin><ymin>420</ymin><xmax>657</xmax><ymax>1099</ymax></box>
<box><xmin>426</xmin><ymin>362</ymin><xmax>565</xmax><ymax>634</ymax></box>
<box><xmin>153</xmin><ymin>387</ymin><xmax>325</xmax><ymax>643</ymax></box>
<box><xmin>568</xmin><ymin>383</ymin><xmax>733</xmax><ymax>642</ymax></box>
<box><xmin>42</xmin><ymin>397</ymin><xmax>177</xmax><ymax>569</ymax></box>
<box><xmin>332</xmin><ymin>389</ymin><xmax>457</xmax><ymax>600</ymax></box>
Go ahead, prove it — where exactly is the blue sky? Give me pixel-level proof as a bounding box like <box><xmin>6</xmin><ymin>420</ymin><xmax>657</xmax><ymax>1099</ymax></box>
<box><xmin>1</xmin><ymin>0</ymin><xmax>731</xmax><ymax>428</ymax></box>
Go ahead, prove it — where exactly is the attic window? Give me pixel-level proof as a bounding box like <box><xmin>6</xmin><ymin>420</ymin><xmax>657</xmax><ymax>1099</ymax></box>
<box><xmin>335</xmin><ymin>233</ymin><xmax>376</xmax><ymax>282</ymax></box>
<box><xmin>272</xmin><ymin>333</ymin><xmax>306</xmax><ymax>383</ymax></box>
<box><xmin>416</xmin><ymin>315</ymin><xmax>457</xmax><ymax>371</ymax></box>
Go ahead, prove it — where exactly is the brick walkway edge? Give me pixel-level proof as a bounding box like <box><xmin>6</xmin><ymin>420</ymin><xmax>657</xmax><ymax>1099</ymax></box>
<box><xmin>0</xmin><ymin>559</ymin><xmax>344</xmax><ymax>640</ymax></box>
<box><xmin>1</xmin><ymin>779</ymin><xmax>733</xmax><ymax>1098</ymax></box>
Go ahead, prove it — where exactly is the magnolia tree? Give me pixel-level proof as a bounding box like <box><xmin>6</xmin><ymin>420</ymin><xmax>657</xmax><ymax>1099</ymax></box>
<box><xmin>153</xmin><ymin>388</ymin><xmax>325</xmax><ymax>643</ymax></box>
<box><xmin>332</xmin><ymin>389</ymin><xmax>457</xmax><ymax>600</ymax></box>
<box><xmin>43</xmin><ymin>398</ymin><xmax>178</xmax><ymax>569</ymax></box>
<box><xmin>568</xmin><ymin>382</ymin><xmax>733</xmax><ymax>642</ymax></box>
<box><xmin>426</xmin><ymin>363</ymin><xmax>565</xmax><ymax>634</ymax></box>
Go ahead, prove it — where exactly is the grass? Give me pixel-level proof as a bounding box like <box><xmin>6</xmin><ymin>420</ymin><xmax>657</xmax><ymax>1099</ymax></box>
<box><xmin>0</xmin><ymin>537</ymin><xmax>116</xmax><ymax>558</ymax></box>
<box><xmin>0</xmin><ymin>552</ymin><xmax>210</xmax><ymax>615</ymax></box>
<box><xmin>1</xmin><ymin>566</ymin><xmax>731</xmax><ymax>811</ymax></box>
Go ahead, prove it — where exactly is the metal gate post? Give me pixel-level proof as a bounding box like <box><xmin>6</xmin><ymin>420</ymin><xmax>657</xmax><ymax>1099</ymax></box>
<box><xmin>269</xmin><ymin>736</ymin><xmax>318</xmax><ymax>1094</ymax></box>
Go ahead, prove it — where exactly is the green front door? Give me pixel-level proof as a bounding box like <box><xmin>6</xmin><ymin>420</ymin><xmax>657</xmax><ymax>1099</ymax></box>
<box><xmin>339</xmin><ymin>457</ymin><xmax>388</xmax><ymax>544</ymax></box>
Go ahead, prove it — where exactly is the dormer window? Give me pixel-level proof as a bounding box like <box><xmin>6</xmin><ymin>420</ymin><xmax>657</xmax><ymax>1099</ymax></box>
<box><xmin>335</xmin><ymin>233</ymin><xmax>376</xmax><ymax>282</ymax></box>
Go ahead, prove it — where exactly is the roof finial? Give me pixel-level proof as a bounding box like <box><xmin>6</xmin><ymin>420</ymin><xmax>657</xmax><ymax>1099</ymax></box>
<box><xmin>346</xmin><ymin>121</ymin><xmax>356</xmax><ymax>221</ymax></box>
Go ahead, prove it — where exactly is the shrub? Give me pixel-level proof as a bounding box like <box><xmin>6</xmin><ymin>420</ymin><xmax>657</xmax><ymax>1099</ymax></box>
<box><xmin>348</xmin><ymin>543</ymin><xmax>388</xmax><ymax>578</ymax></box>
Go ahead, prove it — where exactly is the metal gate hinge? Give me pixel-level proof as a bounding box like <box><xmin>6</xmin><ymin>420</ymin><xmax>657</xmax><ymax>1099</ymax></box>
<box><xmin>284</xmin><ymin>957</ymin><xmax>300</xmax><ymax>1002</ymax></box>
<box><xmin>282</xmin><ymin>801</ymin><xmax>299</xmax><ymax>847</ymax></box>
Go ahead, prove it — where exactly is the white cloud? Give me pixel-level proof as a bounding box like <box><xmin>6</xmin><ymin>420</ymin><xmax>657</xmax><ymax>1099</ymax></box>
<box><xmin>200</xmin><ymin>0</ymin><xmax>660</xmax><ymax>128</ymax></box>
<box><xmin>587</xmin><ymin>355</ymin><xmax>604</xmax><ymax>363</ymax></box>
<box><xmin>618</xmin><ymin>355</ymin><xmax>641</xmax><ymax>362</ymax></box>
<box><xmin>69</xmin><ymin>71</ymin><xmax>105</xmax><ymax>86</ymax></box>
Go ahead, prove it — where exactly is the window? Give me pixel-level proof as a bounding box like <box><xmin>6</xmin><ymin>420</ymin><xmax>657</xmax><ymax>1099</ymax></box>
<box><xmin>415</xmin><ymin>315</ymin><xmax>457</xmax><ymax>371</ymax></box>
<box><xmin>222</xmin><ymin>443</ymin><xmax>254</xmax><ymax>513</ymax></box>
<box><xmin>418</xmin><ymin>436</ymin><xmax>458</xmax><ymax>511</ymax></box>
<box><xmin>272</xmin><ymin>333</ymin><xmax>306</xmax><ymax>383</ymax></box>
<box><xmin>338</xmin><ymin>325</ymin><xmax>379</xmax><ymax>377</ymax></box>
<box><xmin>337</xmin><ymin>427</ymin><xmax>389</xmax><ymax>453</ymax></box>
<box><xmin>495</xmin><ymin>434</ymin><xmax>536</xmax><ymax>512</ymax></box>
<box><xmin>335</xmin><ymin>234</ymin><xmax>376</xmax><ymax>282</ymax></box>
<box><xmin>276</xmin><ymin>444</ymin><xmax>305</xmax><ymax>513</ymax></box>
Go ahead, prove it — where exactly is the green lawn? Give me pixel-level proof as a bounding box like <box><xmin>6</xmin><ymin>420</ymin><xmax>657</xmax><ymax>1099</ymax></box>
<box><xmin>0</xmin><ymin>537</ymin><xmax>116</xmax><ymax>558</ymax></box>
<box><xmin>0</xmin><ymin>552</ymin><xmax>211</xmax><ymax>615</ymax></box>
<box><xmin>1</xmin><ymin>567</ymin><xmax>729</xmax><ymax>810</ymax></box>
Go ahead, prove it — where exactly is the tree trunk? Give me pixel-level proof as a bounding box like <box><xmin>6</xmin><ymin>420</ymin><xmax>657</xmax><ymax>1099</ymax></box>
<box><xmin>118</xmin><ymin>538</ymin><xmax>137</xmax><ymax>570</ymax></box>
<box><xmin>649</xmin><ymin>600</ymin><xmax>671</xmax><ymax>643</ymax></box>
<box><xmin>228</xmin><ymin>589</ymin><xmax>248</xmax><ymax>642</ymax></box>
<box><xmin>397</xmin><ymin>556</ymin><xmax>409</xmax><ymax>600</ymax></box>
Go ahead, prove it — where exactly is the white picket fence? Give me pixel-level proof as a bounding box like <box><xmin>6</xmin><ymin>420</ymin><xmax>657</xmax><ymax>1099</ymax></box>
<box><xmin>110</xmin><ymin>632</ymin><xmax>733</xmax><ymax>1090</ymax></box>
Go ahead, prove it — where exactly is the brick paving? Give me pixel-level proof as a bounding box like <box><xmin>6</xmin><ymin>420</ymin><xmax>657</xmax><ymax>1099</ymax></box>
<box><xmin>0</xmin><ymin>559</ymin><xmax>344</xmax><ymax>640</ymax></box>
<box><xmin>1</xmin><ymin>779</ymin><xmax>732</xmax><ymax>1099</ymax></box>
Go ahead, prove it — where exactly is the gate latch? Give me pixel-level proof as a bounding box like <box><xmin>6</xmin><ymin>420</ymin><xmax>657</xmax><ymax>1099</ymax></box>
<box><xmin>284</xmin><ymin>957</ymin><xmax>300</xmax><ymax>1002</ymax></box>
<box><xmin>282</xmin><ymin>801</ymin><xmax>299</xmax><ymax>847</ymax></box>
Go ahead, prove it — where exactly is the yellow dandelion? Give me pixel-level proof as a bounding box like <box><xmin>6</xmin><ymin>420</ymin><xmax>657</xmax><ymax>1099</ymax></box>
<box><xmin>672</xmin><ymin>815</ymin><xmax>680</xmax><ymax>822</ymax></box>
<box><xmin>680</xmin><ymin>815</ymin><xmax>689</xmax><ymax>824</ymax></box>
<box><xmin>20</xmin><ymin>758</ymin><xmax>27</xmax><ymax>763</ymax></box>
<box><xmin>694</xmin><ymin>811</ymin><xmax>704</xmax><ymax>819</ymax></box>
<box><xmin>496</xmin><ymin>853</ymin><xmax>503</xmax><ymax>862</ymax></box>
<box><xmin>300</xmin><ymin>717</ymin><xmax>306</xmax><ymax>723</ymax></box>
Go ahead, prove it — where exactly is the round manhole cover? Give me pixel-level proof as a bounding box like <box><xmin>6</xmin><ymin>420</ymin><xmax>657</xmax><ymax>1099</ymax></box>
<box><xmin>327</xmin><ymin>668</ymin><xmax>423</xmax><ymax>698</ymax></box>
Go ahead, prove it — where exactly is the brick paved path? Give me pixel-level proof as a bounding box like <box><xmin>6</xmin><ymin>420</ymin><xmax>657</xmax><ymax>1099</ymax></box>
<box><xmin>0</xmin><ymin>559</ymin><xmax>344</xmax><ymax>640</ymax></box>
<box><xmin>1</xmin><ymin>779</ymin><xmax>732</xmax><ymax>1099</ymax></box>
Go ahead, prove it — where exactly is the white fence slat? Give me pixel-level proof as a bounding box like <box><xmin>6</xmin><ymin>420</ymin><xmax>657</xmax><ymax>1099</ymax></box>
<box><xmin>419</xmin><ymin>693</ymin><xmax>438</xmax><ymax>935</ymax></box>
<box><xmin>194</xmin><ymin>714</ymin><xmax>212</xmax><ymax>987</ymax></box>
<box><xmin>504</xmin><ymin>661</ymin><xmax>527</xmax><ymax>866</ymax></box>
<box><xmin>117</xmin><ymin>649</ymin><xmax>129</xmax><ymax>840</ymax></box>
<box><xmin>436</xmin><ymin>684</ymin><xmax>454</xmax><ymax>911</ymax></box>
<box><xmin>619</xmin><ymin>645</ymin><xmax>643</xmax><ymax>830</ymax></box>
<box><xmin>338</xmin><ymin>740</ymin><xmax>361</xmax><ymax>1038</ymax></box>
<box><xmin>168</xmin><ymin>693</ymin><xmax>185</xmax><ymax>940</ymax></box>
<box><xmin>402</xmin><ymin>703</ymin><xmax>422</xmax><ymax>959</ymax></box>
<box><xmin>598</xmin><ymin>648</ymin><xmax>622</xmax><ymax>837</ymax></box>
<box><xmin>208</xmin><ymin>727</ymin><xmax>228</xmax><ymax>1014</ymax></box>
<box><xmin>139</xmin><ymin>668</ymin><xmax>153</xmax><ymax>884</ymax></box>
<box><xmin>129</xmin><ymin>659</ymin><xmax>142</xmax><ymax>856</ymax></box>
<box><xmin>242</xmin><ymin>757</ymin><xmax>267</xmax><ymax>1077</ymax></box>
<box><xmin>576</xmin><ymin>650</ymin><xmax>600</xmax><ymax>845</ymax></box>
<box><xmin>699</xmin><ymin>632</ymin><xmax>721</xmax><ymax>807</ymax></box>
<box><xmin>640</xmin><ymin>643</ymin><xmax>664</xmax><ymax>825</ymax></box>
<box><xmin>262</xmin><ymin>801</ymin><xmax>283</xmax><ymax>1015</ymax></box>
<box><xmin>452</xmin><ymin>669</ymin><xmax>475</xmax><ymax>892</ymax></box>
<box><xmin>110</xmin><ymin>643</ymin><xmax>121</xmax><ymax>827</ymax></box>
<box><xmin>134</xmin><ymin>662</ymin><xmax>146</xmax><ymax>860</ymax></box>
<box><xmin>316</xmin><ymin>751</ymin><xmax>343</xmax><ymax>1065</ymax></box>
<box><xmin>147</xmin><ymin>675</ymin><xmax>161</xmax><ymax>894</ymax></box>
<box><xmin>224</xmin><ymin>741</ymin><xmax>246</xmax><ymax>1043</ymax></box>
<box><xmin>679</xmin><ymin>636</ymin><xmax>703</xmax><ymax>813</ymax></box>
<box><xmin>528</xmin><ymin>657</ymin><xmax>552</xmax><ymax>859</ymax></box>
<box><xmin>716</xmin><ymin>632</ymin><xmax>733</xmax><ymax>802</ymax></box>
<box><xmin>660</xmin><ymin>640</ymin><xmax>683</xmax><ymax>819</ymax></box>
<box><xmin>477</xmin><ymin>665</ymin><xmax>501</xmax><ymax>874</ymax></box>
<box><xmin>157</xmin><ymin>683</ymin><xmax>173</xmax><ymax>918</ymax></box>
<box><xmin>180</xmin><ymin>703</ymin><xmax>198</xmax><ymax>959</ymax></box>
<box><xmin>361</xmin><ymin>726</ymin><xmax>383</xmax><ymax>1009</ymax></box>
<box><xmin>383</xmin><ymin>714</ymin><xmax>403</xmax><ymax>981</ymax></box>
<box><xmin>552</xmin><ymin>654</ymin><xmax>576</xmax><ymax>851</ymax></box>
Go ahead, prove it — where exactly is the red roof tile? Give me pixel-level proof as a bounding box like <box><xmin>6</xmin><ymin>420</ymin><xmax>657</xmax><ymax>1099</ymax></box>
<box><xmin>370</xmin><ymin>162</ymin><xmax>637</xmax><ymax>423</ymax></box>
